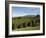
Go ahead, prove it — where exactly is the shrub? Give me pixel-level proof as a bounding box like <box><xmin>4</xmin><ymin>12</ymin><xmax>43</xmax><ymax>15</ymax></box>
<box><xmin>23</xmin><ymin>23</ymin><xmax>26</xmax><ymax>28</ymax></box>
<box><xmin>17</xmin><ymin>25</ymin><xmax>21</xmax><ymax>29</ymax></box>
<box><xmin>27</xmin><ymin>22</ymin><xmax>30</xmax><ymax>27</ymax></box>
<box><xmin>12</xmin><ymin>24</ymin><xmax>15</xmax><ymax>30</ymax></box>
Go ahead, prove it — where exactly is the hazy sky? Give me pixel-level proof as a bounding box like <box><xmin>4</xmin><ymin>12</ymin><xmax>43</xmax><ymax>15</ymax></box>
<box><xmin>12</xmin><ymin>7</ymin><xmax>40</xmax><ymax>17</ymax></box>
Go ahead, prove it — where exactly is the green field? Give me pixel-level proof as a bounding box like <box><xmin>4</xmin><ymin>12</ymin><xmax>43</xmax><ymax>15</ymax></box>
<box><xmin>12</xmin><ymin>15</ymin><xmax>40</xmax><ymax>31</ymax></box>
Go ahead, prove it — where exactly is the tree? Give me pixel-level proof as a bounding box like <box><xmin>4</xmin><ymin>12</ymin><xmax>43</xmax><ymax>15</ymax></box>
<box><xmin>36</xmin><ymin>15</ymin><xmax>40</xmax><ymax>17</ymax></box>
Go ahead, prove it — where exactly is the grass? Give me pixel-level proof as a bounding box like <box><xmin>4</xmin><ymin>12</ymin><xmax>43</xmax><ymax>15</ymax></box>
<box><xmin>13</xmin><ymin>26</ymin><xmax>40</xmax><ymax>31</ymax></box>
<box><xmin>12</xmin><ymin>17</ymin><xmax>32</xmax><ymax>24</ymax></box>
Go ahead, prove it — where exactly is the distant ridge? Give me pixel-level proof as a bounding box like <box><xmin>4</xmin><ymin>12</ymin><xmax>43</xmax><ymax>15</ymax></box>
<box><xmin>12</xmin><ymin>15</ymin><xmax>35</xmax><ymax>17</ymax></box>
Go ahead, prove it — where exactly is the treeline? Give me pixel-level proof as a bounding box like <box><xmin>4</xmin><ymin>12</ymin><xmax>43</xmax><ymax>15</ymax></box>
<box><xmin>13</xmin><ymin>15</ymin><xmax>40</xmax><ymax>19</ymax></box>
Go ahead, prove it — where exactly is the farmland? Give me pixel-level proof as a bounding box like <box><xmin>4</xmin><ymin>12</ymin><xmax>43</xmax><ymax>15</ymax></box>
<box><xmin>12</xmin><ymin>15</ymin><xmax>40</xmax><ymax>31</ymax></box>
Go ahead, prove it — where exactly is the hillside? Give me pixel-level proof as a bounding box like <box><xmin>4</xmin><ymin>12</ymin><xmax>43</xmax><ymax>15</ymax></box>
<box><xmin>12</xmin><ymin>15</ymin><xmax>40</xmax><ymax>31</ymax></box>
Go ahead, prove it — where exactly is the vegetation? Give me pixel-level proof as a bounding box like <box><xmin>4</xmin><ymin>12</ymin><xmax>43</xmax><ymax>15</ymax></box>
<box><xmin>12</xmin><ymin>15</ymin><xmax>40</xmax><ymax>31</ymax></box>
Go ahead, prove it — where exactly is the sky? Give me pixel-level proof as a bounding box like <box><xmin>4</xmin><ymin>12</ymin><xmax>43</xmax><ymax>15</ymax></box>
<box><xmin>12</xmin><ymin>7</ymin><xmax>40</xmax><ymax>17</ymax></box>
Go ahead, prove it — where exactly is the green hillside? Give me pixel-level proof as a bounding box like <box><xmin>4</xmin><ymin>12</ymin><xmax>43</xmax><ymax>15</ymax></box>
<box><xmin>12</xmin><ymin>15</ymin><xmax>40</xmax><ymax>31</ymax></box>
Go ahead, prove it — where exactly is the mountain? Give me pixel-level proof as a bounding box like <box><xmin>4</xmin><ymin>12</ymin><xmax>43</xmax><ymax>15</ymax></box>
<box><xmin>13</xmin><ymin>15</ymin><xmax>36</xmax><ymax>18</ymax></box>
<box><xmin>23</xmin><ymin>15</ymin><xmax>36</xmax><ymax>17</ymax></box>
